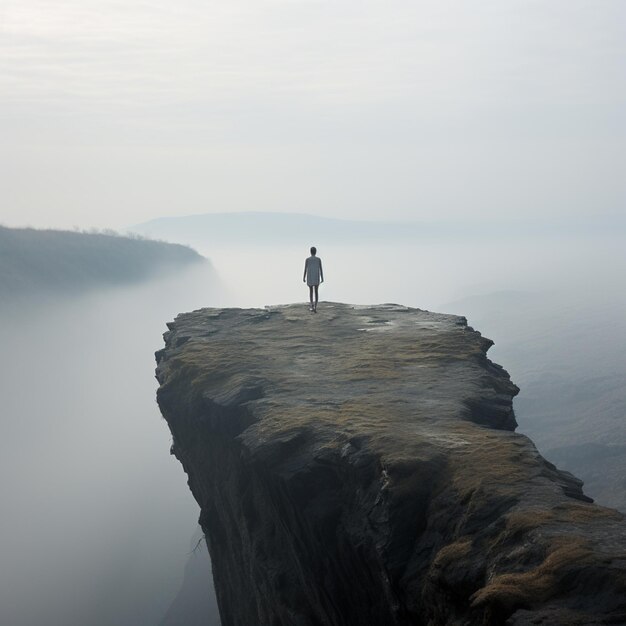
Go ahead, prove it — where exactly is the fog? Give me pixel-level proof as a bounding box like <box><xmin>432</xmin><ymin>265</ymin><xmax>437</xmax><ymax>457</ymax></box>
<box><xmin>1</xmin><ymin>231</ymin><xmax>625</xmax><ymax>625</ymax></box>
<box><xmin>196</xmin><ymin>232</ymin><xmax>625</xmax><ymax>311</ymax></box>
<box><xmin>0</xmin><ymin>263</ymin><xmax>222</xmax><ymax>626</ymax></box>
<box><xmin>2</xmin><ymin>0</ymin><xmax>624</xmax><ymax>229</ymax></box>
<box><xmin>2</xmin><ymin>0</ymin><xmax>623</xmax><ymax>620</ymax></box>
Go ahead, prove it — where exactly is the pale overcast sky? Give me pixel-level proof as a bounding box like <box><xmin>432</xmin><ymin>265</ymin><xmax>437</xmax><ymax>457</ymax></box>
<box><xmin>1</xmin><ymin>0</ymin><xmax>624</xmax><ymax>229</ymax></box>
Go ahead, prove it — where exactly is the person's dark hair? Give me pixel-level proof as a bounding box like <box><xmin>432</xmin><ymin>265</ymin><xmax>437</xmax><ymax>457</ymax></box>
<box><xmin>310</xmin><ymin>246</ymin><xmax>317</xmax><ymax>255</ymax></box>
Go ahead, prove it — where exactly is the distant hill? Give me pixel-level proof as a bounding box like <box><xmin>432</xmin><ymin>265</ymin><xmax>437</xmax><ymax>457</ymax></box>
<box><xmin>131</xmin><ymin>212</ymin><xmax>430</xmax><ymax>247</ymax></box>
<box><xmin>0</xmin><ymin>226</ymin><xmax>205</xmax><ymax>296</ymax></box>
<box><xmin>130</xmin><ymin>211</ymin><xmax>626</xmax><ymax>248</ymax></box>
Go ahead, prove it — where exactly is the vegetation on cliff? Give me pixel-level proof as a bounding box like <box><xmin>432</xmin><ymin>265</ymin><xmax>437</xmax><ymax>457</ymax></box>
<box><xmin>156</xmin><ymin>303</ymin><xmax>626</xmax><ymax>626</ymax></box>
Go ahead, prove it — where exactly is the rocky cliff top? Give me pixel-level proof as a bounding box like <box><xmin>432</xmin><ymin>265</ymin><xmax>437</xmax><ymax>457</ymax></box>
<box><xmin>156</xmin><ymin>303</ymin><xmax>626</xmax><ymax>625</ymax></box>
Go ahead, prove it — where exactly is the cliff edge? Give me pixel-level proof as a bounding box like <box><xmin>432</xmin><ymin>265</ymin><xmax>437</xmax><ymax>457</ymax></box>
<box><xmin>155</xmin><ymin>303</ymin><xmax>626</xmax><ymax>625</ymax></box>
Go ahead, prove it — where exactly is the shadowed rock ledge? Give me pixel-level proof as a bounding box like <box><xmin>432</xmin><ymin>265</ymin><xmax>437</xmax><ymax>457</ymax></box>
<box><xmin>155</xmin><ymin>303</ymin><xmax>626</xmax><ymax>625</ymax></box>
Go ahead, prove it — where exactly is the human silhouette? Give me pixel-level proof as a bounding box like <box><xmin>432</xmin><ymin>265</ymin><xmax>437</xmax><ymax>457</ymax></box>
<box><xmin>303</xmin><ymin>246</ymin><xmax>323</xmax><ymax>312</ymax></box>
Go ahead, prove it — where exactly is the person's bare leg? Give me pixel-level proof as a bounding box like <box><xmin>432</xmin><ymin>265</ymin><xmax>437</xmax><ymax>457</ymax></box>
<box><xmin>309</xmin><ymin>285</ymin><xmax>314</xmax><ymax>310</ymax></box>
<box><xmin>313</xmin><ymin>285</ymin><xmax>319</xmax><ymax>312</ymax></box>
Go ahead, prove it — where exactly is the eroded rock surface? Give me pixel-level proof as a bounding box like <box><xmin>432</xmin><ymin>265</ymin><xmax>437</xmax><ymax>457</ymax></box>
<box><xmin>155</xmin><ymin>303</ymin><xmax>626</xmax><ymax>625</ymax></box>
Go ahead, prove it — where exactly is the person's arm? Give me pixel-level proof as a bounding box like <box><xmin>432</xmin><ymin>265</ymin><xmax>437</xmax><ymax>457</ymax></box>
<box><xmin>303</xmin><ymin>258</ymin><xmax>308</xmax><ymax>282</ymax></box>
<box><xmin>320</xmin><ymin>259</ymin><xmax>324</xmax><ymax>283</ymax></box>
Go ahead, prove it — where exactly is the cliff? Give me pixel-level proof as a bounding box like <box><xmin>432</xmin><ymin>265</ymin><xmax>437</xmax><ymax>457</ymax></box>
<box><xmin>155</xmin><ymin>303</ymin><xmax>626</xmax><ymax>625</ymax></box>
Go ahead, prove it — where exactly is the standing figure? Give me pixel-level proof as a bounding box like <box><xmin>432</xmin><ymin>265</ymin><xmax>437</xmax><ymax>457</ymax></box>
<box><xmin>303</xmin><ymin>246</ymin><xmax>324</xmax><ymax>312</ymax></box>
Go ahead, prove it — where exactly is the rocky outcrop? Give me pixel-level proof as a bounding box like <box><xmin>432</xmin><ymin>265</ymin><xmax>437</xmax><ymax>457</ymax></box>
<box><xmin>155</xmin><ymin>303</ymin><xmax>626</xmax><ymax>625</ymax></box>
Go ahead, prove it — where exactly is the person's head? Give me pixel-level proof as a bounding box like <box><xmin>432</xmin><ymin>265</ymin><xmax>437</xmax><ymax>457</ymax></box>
<box><xmin>310</xmin><ymin>246</ymin><xmax>317</xmax><ymax>256</ymax></box>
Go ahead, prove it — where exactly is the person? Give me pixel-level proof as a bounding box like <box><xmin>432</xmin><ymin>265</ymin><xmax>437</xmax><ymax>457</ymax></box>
<box><xmin>303</xmin><ymin>246</ymin><xmax>323</xmax><ymax>312</ymax></box>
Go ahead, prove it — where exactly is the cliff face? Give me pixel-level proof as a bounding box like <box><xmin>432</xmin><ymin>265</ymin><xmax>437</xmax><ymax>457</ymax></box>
<box><xmin>155</xmin><ymin>303</ymin><xmax>626</xmax><ymax>626</ymax></box>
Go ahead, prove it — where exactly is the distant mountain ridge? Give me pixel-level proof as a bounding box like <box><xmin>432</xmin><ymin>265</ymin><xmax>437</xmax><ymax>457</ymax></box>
<box><xmin>131</xmin><ymin>211</ymin><xmax>626</xmax><ymax>247</ymax></box>
<box><xmin>131</xmin><ymin>212</ymin><xmax>430</xmax><ymax>246</ymax></box>
<box><xmin>0</xmin><ymin>226</ymin><xmax>205</xmax><ymax>297</ymax></box>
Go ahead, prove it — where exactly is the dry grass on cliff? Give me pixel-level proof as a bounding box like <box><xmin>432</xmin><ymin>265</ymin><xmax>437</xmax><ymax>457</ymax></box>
<box><xmin>501</xmin><ymin>503</ymin><xmax>623</xmax><ymax>543</ymax></box>
<box><xmin>431</xmin><ymin>539</ymin><xmax>473</xmax><ymax>570</ymax></box>
<box><xmin>552</xmin><ymin>501</ymin><xmax>623</xmax><ymax>523</ymax></box>
<box><xmin>470</xmin><ymin>536</ymin><xmax>595</xmax><ymax>611</ymax></box>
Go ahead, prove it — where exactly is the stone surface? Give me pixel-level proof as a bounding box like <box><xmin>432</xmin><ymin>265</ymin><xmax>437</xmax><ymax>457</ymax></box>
<box><xmin>155</xmin><ymin>303</ymin><xmax>626</xmax><ymax>626</ymax></box>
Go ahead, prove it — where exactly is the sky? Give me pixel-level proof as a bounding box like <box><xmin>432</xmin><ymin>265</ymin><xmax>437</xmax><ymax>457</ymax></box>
<box><xmin>1</xmin><ymin>0</ymin><xmax>624</xmax><ymax>230</ymax></box>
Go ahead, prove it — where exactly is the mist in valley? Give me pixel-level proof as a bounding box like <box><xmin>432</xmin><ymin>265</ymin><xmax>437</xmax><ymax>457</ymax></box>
<box><xmin>1</xmin><ymin>223</ymin><xmax>624</xmax><ymax>625</ymax></box>
<box><xmin>0</xmin><ymin>262</ymin><xmax>222</xmax><ymax>626</ymax></box>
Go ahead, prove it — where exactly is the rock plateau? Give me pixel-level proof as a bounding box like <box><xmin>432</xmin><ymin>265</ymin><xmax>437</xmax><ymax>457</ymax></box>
<box><xmin>156</xmin><ymin>303</ymin><xmax>626</xmax><ymax>625</ymax></box>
